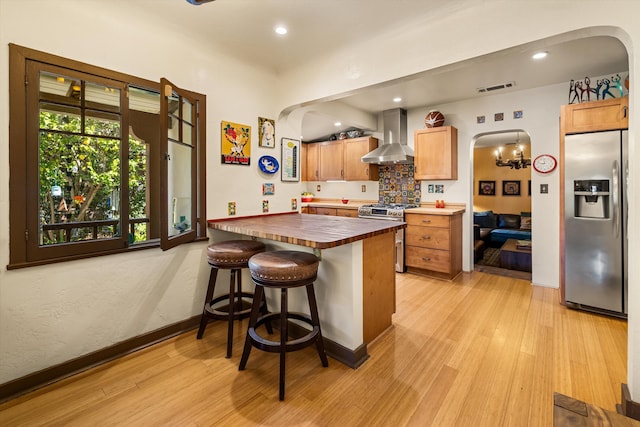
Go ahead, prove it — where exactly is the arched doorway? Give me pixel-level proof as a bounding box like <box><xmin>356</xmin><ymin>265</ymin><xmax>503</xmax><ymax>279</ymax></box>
<box><xmin>471</xmin><ymin>130</ymin><xmax>532</xmax><ymax>280</ymax></box>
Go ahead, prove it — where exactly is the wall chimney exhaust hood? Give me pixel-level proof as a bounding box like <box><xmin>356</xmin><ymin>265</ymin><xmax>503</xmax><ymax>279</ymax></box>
<box><xmin>361</xmin><ymin>108</ymin><xmax>414</xmax><ymax>164</ymax></box>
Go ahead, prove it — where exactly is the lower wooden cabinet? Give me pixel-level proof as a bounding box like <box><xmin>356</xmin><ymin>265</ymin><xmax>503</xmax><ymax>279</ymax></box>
<box><xmin>305</xmin><ymin>206</ymin><xmax>358</xmax><ymax>217</ymax></box>
<box><xmin>405</xmin><ymin>212</ymin><xmax>462</xmax><ymax>280</ymax></box>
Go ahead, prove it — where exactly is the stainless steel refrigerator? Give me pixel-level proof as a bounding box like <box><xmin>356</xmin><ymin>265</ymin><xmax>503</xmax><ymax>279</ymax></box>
<box><xmin>564</xmin><ymin>130</ymin><xmax>628</xmax><ymax>316</ymax></box>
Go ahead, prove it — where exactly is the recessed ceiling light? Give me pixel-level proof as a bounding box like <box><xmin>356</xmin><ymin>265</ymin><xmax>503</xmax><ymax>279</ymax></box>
<box><xmin>275</xmin><ymin>26</ymin><xmax>287</xmax><ymax>35</ymax></box>
<box><xmin>532</xmin><ymin>51</ymin><xmax>548</xmax><ymax>60</ymax></box>
<box><xmin>393</xmin><ymin>97</ymin><xmax>402</xmax><ymax>103</ymax></box>
<box><xmin>334</xmin><ymin>122</ymin><xmax>342</xmax><ymax>127</ymax></box>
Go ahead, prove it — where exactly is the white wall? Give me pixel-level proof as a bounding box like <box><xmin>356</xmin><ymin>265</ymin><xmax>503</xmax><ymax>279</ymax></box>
<box><xmin>0</xmin><ymin>0</ymin><xmax>285</xmax><ymax>383</ymax></box>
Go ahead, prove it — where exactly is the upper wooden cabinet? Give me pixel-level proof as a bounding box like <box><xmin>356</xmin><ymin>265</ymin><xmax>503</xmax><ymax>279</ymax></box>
<box><xmin>343</xmin><ymin>137</ymin><xmax>379</xmax><ymax>181</ymax></box>
<box><xmin>414</xmin><ymin>126</ymin><xmax>458</xmax><ymax>180</ymax></box>
<box><xmin>319</xmin><ymin>140</ymin><xmax>344</xmax><ymax>180</ymax></box>
<box><xmin>303</xmin><ymin>142</ymin><xmax>319</xmax><ymax>181</ymax></box>
<box><xmin>561</xmin><ymin>97</ymin><xmax>629</xmax><ymax>134</ymax></box>
<box><xmin>303</xmin><ymin>137</ymin><xmax>379</xmax><ymax>181</ymax></box>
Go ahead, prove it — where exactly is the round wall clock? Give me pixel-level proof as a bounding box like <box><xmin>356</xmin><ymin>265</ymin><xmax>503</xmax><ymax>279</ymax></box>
<box><xmin>533</xmin><ymin>154</ymin><xmax>557</xmax><ymax>173</ymax></box>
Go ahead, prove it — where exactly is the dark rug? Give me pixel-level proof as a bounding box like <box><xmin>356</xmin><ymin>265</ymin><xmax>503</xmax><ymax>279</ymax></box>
<box><xmin>475</xmin><ymin>247</ymin><xmax>532</xmax><ymax>281</ymax></box>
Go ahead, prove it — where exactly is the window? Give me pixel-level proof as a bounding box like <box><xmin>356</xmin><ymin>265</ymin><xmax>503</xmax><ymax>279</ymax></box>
<box><xmin>8</xmin><ymin>44</ymin><xmax>207</xmax><ymax>268</ymax></box>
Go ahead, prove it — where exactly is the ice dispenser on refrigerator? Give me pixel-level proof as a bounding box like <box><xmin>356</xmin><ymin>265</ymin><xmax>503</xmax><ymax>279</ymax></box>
<box><xmin>573</xmin><ymin>180</ymin><xmax>609</xmax><ymax>219</ymax></box>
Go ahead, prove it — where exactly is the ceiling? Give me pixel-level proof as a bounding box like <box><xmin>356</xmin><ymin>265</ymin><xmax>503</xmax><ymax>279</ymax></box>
<box><xmin>129</xmin><ymin>0</ymin><xmax>629</xmax><ymax>142</ymax></box>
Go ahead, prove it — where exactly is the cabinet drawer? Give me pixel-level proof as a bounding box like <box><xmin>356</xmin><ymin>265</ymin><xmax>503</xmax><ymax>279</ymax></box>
<box><xmin>406</xmin><ymin>226</ymin><xmax>450</xmax><ymax>250</ymax></box>
<box><xmin>405</xmin><ymin>213</ymin><xmax>450</xmax><ymax>228</ymax></box>
<box><xmin>405</xmin><ymin>246</ymin><xmax>450</xmax><ymax>273</ymax></box>
<box><xmin>336</xmin><ymin>208</ymin><xmax>357</xmax><ymax>218</ymax></box>
<box><xmin>314</xmin><ymin>207</ymin><xmax>337</xmax><ymax>216</ymax></box>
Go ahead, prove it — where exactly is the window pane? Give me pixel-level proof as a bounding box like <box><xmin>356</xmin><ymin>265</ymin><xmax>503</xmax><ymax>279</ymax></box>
<box><xmin>168</xmin><ymin>142</ymin><xmax>192</xmax><ymax>237</ymax></box>
<box><xmin>39</xmin><ymin>71</ymin><xmax>81</xmax><ymax>107</ymax></box>
<box><xmin>129</xmin><ymin>86</ymin><xmax>161</xmax><ymax>114</ymax></box>
<box><xmin>38</xmin><ymin>132</ymin><xmax>122</xmax><ymax>245</ymax></box>
<box><xmin>182</xmin><ymin>98</ymin><xmax>192</xmax><ymax>125</ymax></box>
<box><xmin>85</xmin><ymin>81</ymin><xmax>120</xmax><ymax>113</ymax></box>
<box><xmin>182</xmin><ymin>121</ymin><xmax>193</xmax><ymax>147</ymax></box>
<box><xmin>86</xmin><ymin>110</ymin><xmax>121</xmax><ymax>137</ymax></box>
<box><xmin>128</xmin><ymin>137</ymin><xmax>149</xmax><ymax>243</ymax></box>
<box><xmin>39</xmin><ymin>104</ymin><xmax>81</xmax><ymax>133</ymax></box>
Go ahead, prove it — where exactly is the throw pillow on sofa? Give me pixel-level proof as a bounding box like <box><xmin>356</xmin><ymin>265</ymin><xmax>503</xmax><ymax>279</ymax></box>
<box><xmin>497</xmin><ymin>214</ymin><xmax>521</xmax><ymax>229</ymax></box>
<box><xmin>520</xmin><ymin>216</ymin><xmax>532</xmax><ymax>230</ymax></box>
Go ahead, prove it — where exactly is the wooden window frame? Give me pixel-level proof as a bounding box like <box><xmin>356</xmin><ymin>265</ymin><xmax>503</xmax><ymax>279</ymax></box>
<box><xmin>8</xmin><ymin>44</ymin><xmax>207</xmax><ymax>269</ymax></box>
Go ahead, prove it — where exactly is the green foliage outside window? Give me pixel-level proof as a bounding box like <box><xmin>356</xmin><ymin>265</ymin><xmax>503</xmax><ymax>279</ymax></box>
<box><xmin>38</xmin><ymin>110</ymin><xmax>148</xmax><ymax>245</ymax></box>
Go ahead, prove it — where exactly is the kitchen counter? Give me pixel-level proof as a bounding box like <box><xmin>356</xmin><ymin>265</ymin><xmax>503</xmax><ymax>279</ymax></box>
<box><xmin>208</xmin><ymin>213</ymin><xmax>405</xmax><ymax>249</ymax></box>
<box><xmin>207</xmin><ymin>212</ymin><xmax>402</xmax><ymax>367</ymax></box>
<box><xmin>405</xmin><ymin>203</ymin><xmax>466</xmax><ymax>216</ymax></box>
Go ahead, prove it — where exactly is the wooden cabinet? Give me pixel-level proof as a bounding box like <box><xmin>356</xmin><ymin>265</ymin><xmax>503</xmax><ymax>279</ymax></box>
<box><xmin>404</xmin><ymin>212</ymin><xmax>462</xmax><ymax>280</ymax></box>
<box><xmin>306</xmin><ymin>206</ymin><xmax>358</xmax><ymax>217</ymax></box>
<box><xmin>561</xmin><ymin>97</ymin><xmax>628</xmax><ymax>134</ymax></box>
<box><xmin>302</xmin><ymin>142</ymin><xmax>319</xmax><ymax>181</ymax></box>
<box><xmin>414</xmin><ymin>126</ymin><xmax>458</xmax><ymax>180</ymax></box>
<box><xmin>303</xmin><ymin>137</ymin><xmax>378</xmax><ymax>181</ymax></box>
<box><xmin>343</xmin><ymin>137</ymin><xmax>379</xmax><ymax>181</ymax></box>
<box><xmin>307</xmin><ymin>206</ymin><xmax>336</xmax><ymax>216</ymax></box>
<box><xmin>336</xmin><ymin>208</ymin><xmax>358</xmax><ymax>218</ymax></box>
<box><xmin>318</xmin><ymin>140</ymin><xmax>344</xmax><ymax>181</ymax></box>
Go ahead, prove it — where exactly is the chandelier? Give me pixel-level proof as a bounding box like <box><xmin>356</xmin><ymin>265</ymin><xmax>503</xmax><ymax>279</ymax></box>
<box><xmin>495</xmin><ymin>133</ymin><xmax>531</xmax><ymax>169</ymax></box>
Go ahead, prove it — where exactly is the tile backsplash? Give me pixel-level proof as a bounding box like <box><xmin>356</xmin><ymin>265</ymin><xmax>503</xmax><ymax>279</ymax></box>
<box><xmin>378</xmin><ymin>164</ymin><xmax>421</xmax><ymax>205</ymax></box>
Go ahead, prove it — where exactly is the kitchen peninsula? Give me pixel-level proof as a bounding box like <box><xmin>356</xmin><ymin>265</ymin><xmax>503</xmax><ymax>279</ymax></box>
<box><xmin>208</xmin><ymin>213</ymin><xmax>405</xmax><ymax>367</ymax></box>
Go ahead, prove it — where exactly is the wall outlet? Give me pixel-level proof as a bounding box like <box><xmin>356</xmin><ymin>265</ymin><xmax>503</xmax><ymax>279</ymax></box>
<box><xmin>316</xmin><ymin>184</ymin><xmax>321</xmax><ymax>192</ymax></box>
<box><xmin>361</xmin><ymin>185</ymin><xmax>366</xmax><ymax>192</ymax></box>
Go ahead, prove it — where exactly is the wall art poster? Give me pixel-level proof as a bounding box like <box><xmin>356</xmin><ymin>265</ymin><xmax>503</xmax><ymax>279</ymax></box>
<box><xmin>503</xmin><ymin>180</ymin><xmax>521</xmax><ymax>196</ymax></box>
<box><xmin>262</xmin><ymin>183</ymin><xmax>274</xmax><ymax>195</ymax></box>
<box><xmin>479</xmin><ymin>180</ymin><xmax>496</xmax><ymax>196</ymax></box>
<box><xmin>281</xmin><ymin>137</ymin><xmax>300</xmax><ymax>182</ymax></box>
<box><xmin>258</xmin><ymin>117</ymin><xmax>275</xmax><ymax>148</ymax></box>
<box><xmin>221</xmin><ymin>120</ymin><xmax>251</xmax><ymax>165</ymax></box>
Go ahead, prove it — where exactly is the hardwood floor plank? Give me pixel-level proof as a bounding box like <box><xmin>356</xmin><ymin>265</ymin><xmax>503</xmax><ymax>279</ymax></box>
<box><xmin>0</xmin><ymin>271</ymin><xmax>628</xmax><ymax>426</ymax></box>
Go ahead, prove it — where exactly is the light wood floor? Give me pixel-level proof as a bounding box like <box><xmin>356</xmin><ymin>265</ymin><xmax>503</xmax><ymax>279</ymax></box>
<box><xmin>0</xmin><ymin>271</ymin><xmax>627</xmax><ymax>426</ymax></box>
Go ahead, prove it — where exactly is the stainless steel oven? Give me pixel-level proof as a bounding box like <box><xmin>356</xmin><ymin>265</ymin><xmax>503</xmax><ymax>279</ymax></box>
<box><xmin>357</xmin><ymin>204</ymin><xmax>415</xmax><ymax>272</ymax></box>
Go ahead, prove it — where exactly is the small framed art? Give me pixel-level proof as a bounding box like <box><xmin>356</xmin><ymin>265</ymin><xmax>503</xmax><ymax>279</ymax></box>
<box><xmin>503</xmin><ymin>180</ymin><xmax>521</xmax><ymax>196</ymax></box>
<box><xmin>479</xmin><ymin>180</ymin><xmax>496</xmax><ymax>196</ymax></box>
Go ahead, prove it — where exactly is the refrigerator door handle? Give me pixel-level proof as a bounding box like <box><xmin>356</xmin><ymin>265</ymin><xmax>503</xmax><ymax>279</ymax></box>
<box><xmin>612</xmin><ymin>160</ymin><xmax>620</xmax><ymax>238</ymax></box>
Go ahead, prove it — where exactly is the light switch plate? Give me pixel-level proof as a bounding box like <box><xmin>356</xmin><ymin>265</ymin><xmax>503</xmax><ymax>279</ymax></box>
<box><xmin>540</xmin><ymin>184</ymin><xmax>548</xmax><ymax>194</ymax></box>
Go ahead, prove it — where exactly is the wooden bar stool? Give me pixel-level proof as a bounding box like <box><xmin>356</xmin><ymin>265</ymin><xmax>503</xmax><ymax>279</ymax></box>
<box><xmin>239</xmin><ymin>250</ymin><xmax>328</xmax><ymax>400</ymax></box>
<box><xmin>197</xmin><ymin>239</ymin><xmax>269</xmax><ymax>358</ymax></box>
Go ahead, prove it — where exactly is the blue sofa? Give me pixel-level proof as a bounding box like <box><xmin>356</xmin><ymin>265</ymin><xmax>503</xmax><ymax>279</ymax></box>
<box><xmin>474</xmin><ymin>211</ymin><xmax>531</xmax><ymax>246</ymax></box>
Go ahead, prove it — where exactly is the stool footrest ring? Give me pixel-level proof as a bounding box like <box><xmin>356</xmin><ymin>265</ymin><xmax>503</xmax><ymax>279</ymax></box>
<box><xmin>203</xmin><ymin>291</ymin><xmax>257</xmax><ymax>320</ymax></box>
<box><xmin>248</xmin><ymin>312</ymin><xmax>320</xmax><ymax>353</ymax></box>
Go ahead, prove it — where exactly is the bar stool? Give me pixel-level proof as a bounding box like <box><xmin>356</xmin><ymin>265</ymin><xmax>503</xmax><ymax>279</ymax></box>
<box><xmin>239</xmin><ymin>250</ymin><xmax>328</xmax><ymax>400</ymax></box>
<box><xmin>197</xmin><ymin>239</ymin><xmax>269</xmax><ymax>358</ymax></box>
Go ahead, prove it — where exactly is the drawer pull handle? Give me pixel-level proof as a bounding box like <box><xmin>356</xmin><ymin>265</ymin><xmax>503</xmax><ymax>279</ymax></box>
<box><xmin>422</xmin><ymin>220</ymin><xmax>431</xmax><ymax>223</ymax></box>
<box><xmin>422</xmin><ymin>257</ymin><xmax>431</xmax><ymax>261</ymax></box>
<box><xmin>421</xmin><ymin>236</ymin><xmax>431</xmax><ymax>240</ymax></box>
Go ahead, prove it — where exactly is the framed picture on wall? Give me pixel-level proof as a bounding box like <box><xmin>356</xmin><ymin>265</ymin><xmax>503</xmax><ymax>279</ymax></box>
<box><xmin>479</xmin><ymin>180</ymin><xmax>496</xmax><ymax>196</ymax></box>
<box><xmin>281</xmin><ymin>137</ymin><xmax>300</xmax><ymax>182</ymax></box>
<box><xmin>503</xmin><ymin>180</ymin><xmax>521</xmax><ymax>196</ymax></box>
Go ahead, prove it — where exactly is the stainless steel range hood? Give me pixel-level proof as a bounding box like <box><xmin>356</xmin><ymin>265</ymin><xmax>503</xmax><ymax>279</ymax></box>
<box><xmin>361</xmin><ymin>108</ymin><xmax>414</xmax><ymax>164</ymax></box>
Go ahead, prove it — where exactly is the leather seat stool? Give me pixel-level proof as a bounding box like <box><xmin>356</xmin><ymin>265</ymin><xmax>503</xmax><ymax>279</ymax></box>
<box><xmin>239</xmin><ymin>250</ymin><xmax>328</xmax><ymax>401</ymax></box>
<box><xmin>197</xmin><ymin>239</ymin><xmax>270</xmax><ymax>358</ymax></box>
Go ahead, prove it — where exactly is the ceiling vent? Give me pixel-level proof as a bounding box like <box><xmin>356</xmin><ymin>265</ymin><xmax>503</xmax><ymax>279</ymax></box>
<box><xmin>477</xmin><ymin>81</ymin><xmax>515</xmax><ymax>93</ymax></box>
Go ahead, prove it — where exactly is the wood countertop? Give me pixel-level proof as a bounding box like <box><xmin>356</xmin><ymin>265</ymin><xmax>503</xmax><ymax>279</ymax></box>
<box><xmin>208</xmin><ymin>213</ymin><xmax>405</xmax><ymax>249</ymax></box>
<box><xmin>407</xmin><ymin>206</ymin><xmax>466</xmax><ymax>216</ymax></box>
<box><xmin>303</xmin><ymin>200</ymin><xmax>466</xmax><ymax>216</ymax></box>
